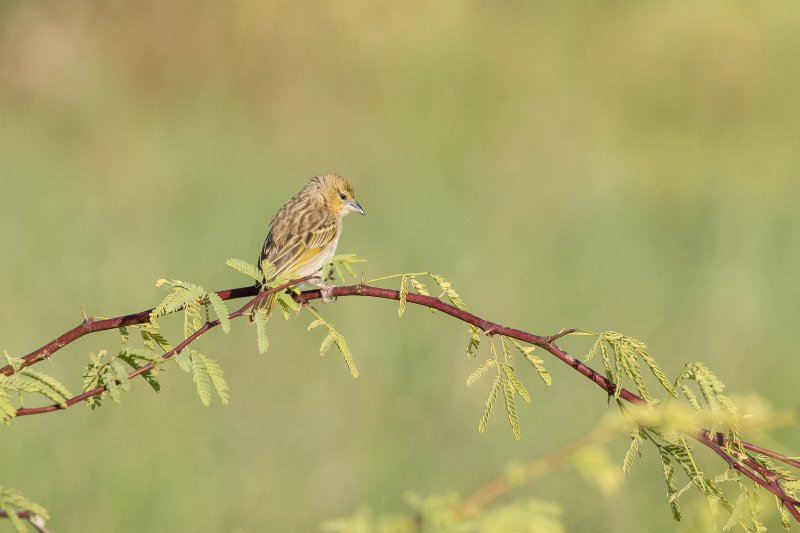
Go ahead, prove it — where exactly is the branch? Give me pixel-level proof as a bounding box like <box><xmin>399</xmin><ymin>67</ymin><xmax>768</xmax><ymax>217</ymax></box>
<box><xmin>1</xmin><ymin>286</ymin><xmax>257</xmax><ymax>377</ymax></box>
<box><xmin>11</xmin><ymin>276</ymin><xmax>314</xmax><ymax>416</ymax></box>
<box><xmin>0</xmin><ymin>510</ymin><xmax>48</xmax><ymax>533</ymax></box>
<box><xmin>3</xmin><ymin>281</ymin><xmax>798</xmax><ymax>522</ymax></box>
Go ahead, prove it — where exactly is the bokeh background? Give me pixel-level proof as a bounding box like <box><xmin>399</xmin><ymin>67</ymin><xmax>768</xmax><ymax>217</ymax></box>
<box><xmin>2</xmin><ymin>2</ymin><xmax>800</xmax><ymax>531</ymax></box>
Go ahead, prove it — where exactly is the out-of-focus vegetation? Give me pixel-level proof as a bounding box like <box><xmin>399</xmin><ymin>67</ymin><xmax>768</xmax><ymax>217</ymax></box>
<box><xmin>1</xmin><ymin>2</ymin><xmax>799</xmax><ymax>531</ymax></box>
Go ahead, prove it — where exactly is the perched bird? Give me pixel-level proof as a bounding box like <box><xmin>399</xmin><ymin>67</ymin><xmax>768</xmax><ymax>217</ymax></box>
<box><xmin>254</xmin><ymin>172</ymin><xmax>365</xmax><ymax>315</ymax></box>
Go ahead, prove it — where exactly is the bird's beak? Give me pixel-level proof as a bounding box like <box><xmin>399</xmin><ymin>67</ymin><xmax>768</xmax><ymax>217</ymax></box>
<box><xmin>347</xmin><ymin>199</ymin><xmax>366</xmax><ymax>215</ymax></box>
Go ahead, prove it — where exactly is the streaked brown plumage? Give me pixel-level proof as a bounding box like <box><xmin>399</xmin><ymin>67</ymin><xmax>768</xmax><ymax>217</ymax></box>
<box><xmin>254</xmin><ymin>172</ymin><xmax>364</xmax><ymax>314</ymax></box>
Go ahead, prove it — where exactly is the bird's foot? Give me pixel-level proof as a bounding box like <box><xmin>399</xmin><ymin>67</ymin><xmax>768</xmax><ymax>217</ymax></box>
<box><xmin>310</xmin><ymin>277</ymin><xmax>335</xmax><ymax>303</ymax></box>
<box><xmin>320</xmin><ymin>286</ymin><xmax>334</xmax><ymax>304</ymax></box>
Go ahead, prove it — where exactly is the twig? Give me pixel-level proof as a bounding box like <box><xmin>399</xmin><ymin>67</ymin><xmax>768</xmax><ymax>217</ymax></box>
<box><xmin>3</xmin><ymin>281</ymin><xmax>798</xmax><ymax>522</ymax></box>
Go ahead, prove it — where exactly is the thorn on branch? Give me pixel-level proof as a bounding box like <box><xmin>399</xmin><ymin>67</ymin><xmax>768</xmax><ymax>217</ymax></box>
<box><xmin>81</xmin><ymin>307</ymin><xmax>95</xmax><ymax>325</ymax></box>
<box><xmin>544</xmin><ymin>328</ymin><xmax>575</xmax><ymax>344</ymax></box>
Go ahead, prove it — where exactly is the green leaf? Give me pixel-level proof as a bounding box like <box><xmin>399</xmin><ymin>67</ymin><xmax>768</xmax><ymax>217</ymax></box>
<box><xmin>500</xmin><ymin>336</ymin><xmax>512</xmax><ymax>362</ymax></box>
<box><xmin>0</xmin><ymin>486</ymin><xmax>49</xmax><ymax>532</ymax></box>
<box><xmin>206</xmin><ymin>293</ymin><xmax>231</xmax><ymax>333</ymax></box>
<box><xmin>2</xmin><ymin>351</ymin><xmax>22</xmax><ymax>373</ymax></box>
<box><xmin>201</xmin><ymin>352</ymin><xmax>229</xmax><ymax>405</ymax></box>
<box><xmin>150</xmin><ymin>281</ymin><xmax>207</xmax><ymax>322</ymax></box>
<box><xmin>640</xmin><ymin>349</ymin><xmax>676</xmax><ymax>396</ymax></box>
<box><xmin>109</xmin><ymin>359</ymin><xmax>131</xmax><ymax>402</ymax></box>
<box><xmin>680</xmin><ymin>384</ymin><xmax>702</xmax><ymax>411</ymax></box>
<box><xmin>431</xmin><ymin>274</ymin><xmax>468</xmax><ymax>310</ymax></box>
<box><xmin>139</xmin><ymin>323</ymin><xmax>173</xmax><ymax>352</ymax></box>
<box><xmin>334</xmin><ymin>333</ymin><xmax>359</xmax><ymax>379</ymax></box>
<box><xmin>409</xmin><ymin>277</ymin><xmax>430</xmax><ymax>296</ymax></box>
<box><xmin>511</xmin><ymin>339</ymin><xmax>552</xmax><ymax>386</ymax></box>
<box><xmin>17</xmin><ymin>369</ymin><xmax>72</xmax><ymax>408</ymax></box>
<box><xmin>118</xmin><ymin>348</ymin><xmax>161</xmax><ymax>393</ymax></box>
<box><xmin>83</xmin><ymin>350</ymin><xmax>130</xmax><ymax>409</ymax></box>
<box><xmin>0</xmin><ymin>368</ymin><xmax>75</xmax><ymax>418</ymax></box>
<box><xmin>501</xmin><ymin>362</ymin><xmax>531</xmax><ymax>403</ymax></box>
<box><xmin>0</xmin><ymin>389</ymin><xmax>17</xmax><ymax>424</ymax></box>
<box><xmin>226</xmin><ymin>258</ymin><xmax>264</xmax><ymax>283</ymax></box>
<box><xmin>254</xmin><ymin>309</ymin><xmax>269</xmax><ymax>354</ymax></box>
<box><xmin>260</xmin><ymin>259</ymin><xmax>278</xmax><ymax>281</ymax></box>
<box><xmin>276</xmin><ymin>291</ymin><xmax>299</xmax><ymax>320</ymax></box>
<box><xmin>188</xmin><ymin>351</ymin><xmax>228</xmax><ymax>406</ymax></box>
<box><xmin>320</xmin><ymin>333</ymin><xmax>335</xmax><ymax>357</ymax></box>
<box><xmin>398</xmin><ymin>274</ymin><xmax>409</xmax><ymax>317</ymax></box>
<box><xmin>692</xmin><ymin>362</ymin><xmax>726</xmax><ymax>411</ymax></box>
<box><xmin>330</xmin><ymin>254</ymin><xmax>366</xmax><ymax>281</ymax></box>
<box><xmin>502</xmin><ymin>380</ymin><xmax>521</xmax><ymax>440</ymax></box>
<box><xmin>190</xmin><ymin>351</ymin><xmax>212</xmax><ymax>406</ymax></box>
<box><xmin>466</xmin><ymin>359</ymin><xmax>495</xmax><ymax>386</ymax></box>
<box><xmin>174</xmin><ymin>351</ymin><xmax>192</xmax><ymax>372</ymax></box>
<box><xmin>623</xmin><ymin>431</ymin><xmax>644</xmax><ymax>474</ymax></box>
<box><xmin>479</xmin><ymin>376</ymin><xmax>501</xmax><ymax>433</ymax></box>
<box><xmin>118</xmin><ymin>326</ymin><xmax>129</xmax><ymax>344</ymax></box>
<box><xmin>776</xmin><ymin>495</ymin><xmax>792</xmax><ymax>529</ymax></box>
<box><xmin>659</xmin><ymin>448</ymin><xmax>682</xmax><ymax>521</ymax></box>
<box><xmin>466</xmin><ymin>326</ymin><xmax>482</xmax><ymax>359</ymax></box>
<box><xmin>82</xmin><ymin>353</ymin><xmax>104</xmax><ymax>409</ymax></box>
<box><xmin>184</xmin><ymin>300</ymin><xmax>204</xmax><ymax>339</ymax></box>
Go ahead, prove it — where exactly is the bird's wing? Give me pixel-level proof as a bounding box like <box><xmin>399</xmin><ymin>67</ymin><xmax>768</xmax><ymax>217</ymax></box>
<box><xmin>260</xmin><ymin>214</ymin><xmax>338</xmax><ymax>279</ymax></box>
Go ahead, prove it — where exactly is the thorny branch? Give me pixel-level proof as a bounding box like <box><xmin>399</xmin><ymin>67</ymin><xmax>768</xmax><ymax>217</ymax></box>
<box><xmin>2</xmin><ymin>280</ymin><xmax>798</xmax><ymax>523</ymax></box>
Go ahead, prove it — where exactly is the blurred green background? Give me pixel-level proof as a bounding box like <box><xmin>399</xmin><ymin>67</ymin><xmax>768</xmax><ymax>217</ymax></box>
<box><xmin>2</xmin><ymin>2</ymin><xmax>800</xmax><ymax>531</ymax></box>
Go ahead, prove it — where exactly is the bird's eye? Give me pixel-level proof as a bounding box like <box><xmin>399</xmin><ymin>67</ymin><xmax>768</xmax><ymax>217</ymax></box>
<box><xmin>339</xmin><ymin>192</ymin><xmax>347</xmax><ymax>200</ymax></box>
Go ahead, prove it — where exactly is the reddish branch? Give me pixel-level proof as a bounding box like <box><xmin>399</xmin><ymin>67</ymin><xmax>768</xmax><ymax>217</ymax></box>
<box><xmin>0</xmin><ymin>510</ymin><xmax>47</xmax><ymax>533</ymax></box>
<box><xmin>2</xmin><ymin>281</ymin><xmax>798</xmax><ymax>522</ymax></box>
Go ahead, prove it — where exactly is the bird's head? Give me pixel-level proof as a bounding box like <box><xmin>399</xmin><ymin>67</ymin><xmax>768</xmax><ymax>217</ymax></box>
<box><xmin>319</xmin><ymin>172</ymin><xmax>365</xmax><ymax>216</ymax></box>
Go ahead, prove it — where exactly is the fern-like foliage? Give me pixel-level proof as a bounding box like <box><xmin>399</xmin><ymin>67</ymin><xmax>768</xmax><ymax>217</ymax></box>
<box><xmin>465</xmin><ymin>337</ymin><xmax>536</xmax><ymax>440</ymax></box>
<box><xmin>388</xmin><ymin>272</ymin><xmax>479</xmax><ymax>344</ymax></box>
<box><xmin>226</xmin><ymin>257</ymin><xmax>264</xmax><ymax>284</ymax></box>
<box><xmin>752</xmin><ymin>454</ymin><xmax>799</xmax><ymax>530</ymax></box>
<box><xmin>328</xmin><ymin>254</ymin><xmax>366</xmax><ymax>282</ymax></box>
<box><xmin>584</xmin><ymin>331</ymin><xmax>675</xmax><ymax>404</ymax></box>
<box><xmin>82</xmin><ymin>350</ymin><xmax>132</xmax><ymax>409</ymax></box>
<box><xmin>151</xmin><ymin>279</ymin><xmax>207</xmax><ymax>322</ymax></box>
<box><xmin>0</xmin><ymin>486</ymin><xmax>48</xmax><ymax>533</ymax></box>
<box><xmin>206</xmin><ymin>293</ymin><xmax>231</xmax><ymax>333</ymax></box>
<box><xmin>174</xmin><ymin>349</ymin><xmax>229</xmax><ymax>406</ymax></box>
<box><xmin>0</xmin><ymin>369</ymin><xmax>73</xmax><ymax>424</ymax></box>
<box><xmin>465</xmin><ymin>336</ymin><xmax>551</xmax><ymax>440</ymax></box>
<box><xmin>117</xmin><ymin>347</ymin><xmax>162</xmax><ymax>393</ymax></box>
<box><xmin>135</xmin><ymin>322</ymin><xmax>173</xmax><ymax>353</ymax></box>
<box><xmin>226</xmin><ymin>256</ymin><xmax>365</xmax><ymax>375</ymax></box>
<box><xmin>253</xmin><ymin>309</ymin><xmax>270</xmax><ymax>353</ymax></box>
<box><xmin>428</xmin><ymin>274</ymin><xmax>483</xmax><ymax>358</ymax></box>
<box><xmin>275</xmin><ymin>289</ymin><xmax>300</xmax><ymax>320</ymax></box>
<box><xmin>658</xmin><ymin>447</ymin><xmax>683</xmax><ymax>520</ymax></box>
<box><xmin>602</xmin><ymin>356</ymin><xmax>791</xmax><ymax>530</ymax></box>
<box><xmin>383</xmin><ymin>272</ymin><xmax>554</xmax><ymax>440</ymax></box>
<box><xmin>152</xmin><ymin>279</ymin><xmax>231</xmax><ymax>339</ymax></box>
<box><xmin>307</xmin><ymin>314</ymin><xmax>359</xmax><ymax>379</ymax></box>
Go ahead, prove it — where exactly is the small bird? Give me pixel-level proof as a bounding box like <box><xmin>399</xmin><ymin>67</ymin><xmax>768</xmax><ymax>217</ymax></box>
<box><xmin>254</xmin><ymin>172</ymin><xmax>365</xmax><ymax>315</ymax></box>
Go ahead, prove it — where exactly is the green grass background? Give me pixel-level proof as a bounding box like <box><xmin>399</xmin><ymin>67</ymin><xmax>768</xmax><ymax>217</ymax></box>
<box><xmin>1</xmin><ymin>2</ymin><xmax>799</xmax><ymax>531</ymax></box>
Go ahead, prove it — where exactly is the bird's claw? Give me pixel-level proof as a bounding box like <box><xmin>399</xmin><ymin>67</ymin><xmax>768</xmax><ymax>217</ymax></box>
<box><xmin>320</xmin><ymin>286</ymin><xmax>333</xmax><ymax>304</ymax></box>
<box><xmin>311</xmin><ymin>276</ymin><xmax>335</xmax><ymax>304</ymax></box>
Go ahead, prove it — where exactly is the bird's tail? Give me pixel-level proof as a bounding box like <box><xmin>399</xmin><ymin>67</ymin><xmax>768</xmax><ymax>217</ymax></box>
<box><xmin>249</xmin><ymin>286</ymin><xmax>277</xmax><ymax>322</ymax></box>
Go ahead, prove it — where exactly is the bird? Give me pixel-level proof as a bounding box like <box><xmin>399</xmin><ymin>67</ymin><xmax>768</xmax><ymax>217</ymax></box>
<box><xmin>253</xmin><ymin>172</ymin><xmax>365</xmax><ymax>316</ymax></box>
